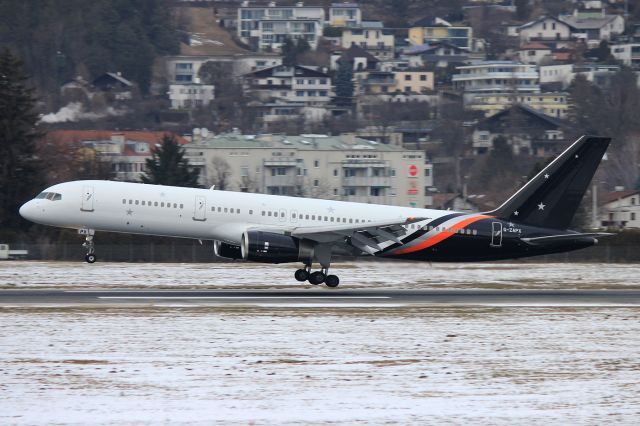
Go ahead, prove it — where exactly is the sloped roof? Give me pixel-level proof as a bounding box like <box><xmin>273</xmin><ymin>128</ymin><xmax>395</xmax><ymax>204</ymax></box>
<box><xmin>46</xmin><ymin>130</ymin><xmax>189</xmax><ymax>157</ymax></box>
<box><xmin>97</xmin><ymin>72</ymin><xmax>133</xmax><ymax>87</ymax></box>
<box><xmin>519</xmin><ymin>16</ymin><xmax>569</xmax><ymax>30</ymax></box>
<box><xmin>520</xmin><ymin>42</ymin><xmax>552</xmax><ymax>50</ymax></box>
<box><xmin>413</xmin><ymin>16</ymin><xmax>452</xmax><ymax>28</ymax></box>
<box><xmin>479</xmin><ymin>104</ymin><xmax>568</xmax><ymax>130</ymax></box>
<box><xmin>601</xmin><ymin>190</ymin><xmax>640</xmax><ymax>205</ymax></box>
<box><xmin>337</xmin><ymin>45</ymin><xmax>379</xmax><ymax>64</ymax></box>
<box><xmin>560</xmin><ymin>14</ymin><xmax>620</xmax><ymax>30</ymax></box>
<box><xmin>245</xmin><ymin>64</ymin><xmax>329</xmax><ymax>78</ymax></box>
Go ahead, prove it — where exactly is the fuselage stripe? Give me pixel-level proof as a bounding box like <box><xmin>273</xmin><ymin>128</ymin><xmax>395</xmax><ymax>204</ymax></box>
<box><xmin>389</xmin><ymin>214</ymin><xmax>493</xmax><ymax>255</ymax></box>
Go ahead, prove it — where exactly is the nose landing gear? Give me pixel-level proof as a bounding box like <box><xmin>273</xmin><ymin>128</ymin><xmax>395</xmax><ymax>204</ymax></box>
<box><xmin>79</xmin><ymin>228</ymin><xmax>96</xmax><ymax>263</ymax></box>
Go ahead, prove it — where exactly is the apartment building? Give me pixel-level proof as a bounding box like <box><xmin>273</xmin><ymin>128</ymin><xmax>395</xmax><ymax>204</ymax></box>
<box><xmin>184</xmin><ymin>132</ymin><xmax>433</xmax><ymax>208</ymax></box>
<box><xmin>610</xmin><ymin>42</ymin><xmax>640</xmax><ymax>69</ymax></box>
<box><xmin>329</xmin><ymin>2</ymin><xmax>361</xmax><ymax>27</ymax></box>
<box><xmin>243</xmin><ymin>64</ymin><xmax>332</xmax><ymax>105</ymax></box>
<box><xmin>452</xmin><ymin>61</ymin><xmax>540</xmax><ymax>104</ymax></box>
<box><xmin>165</xmin><ymin>54</ymin><xmax>282</xmax><ymax>84</ymax></box>
<box><xmin>356</xmin><ymin>71</ymin><xmax>434</xmax><ymax>95</ymax></box>
<box><xmin>237</xmin><ymin>1</ymin><xmax>324</xmax><ymax>51</ymax></box>
<box><xmin>168</xmin><ymin>81</ymin><xmax>215</xmax><ymax>110</ymax></box>
<box><xmin>341</xmin><ymin>21</ymin><xmax>395</xmax><ymax>60</ymax></box>
<box><xmin>466</xmin><ymin>92</ymin><xmax>568</xmax><ymax>118</ymax></box>
<box><xmin>408</xmin><ymin>16</ymin><xmax>473</xmax><ymax>50</ymax></box>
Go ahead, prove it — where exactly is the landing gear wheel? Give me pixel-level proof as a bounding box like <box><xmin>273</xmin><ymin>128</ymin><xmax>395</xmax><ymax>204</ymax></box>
<box><xmin>85</xmin><ymin>253</ymin><xmax>97</xmax><ymax>264</ymax></box>
<box><xmin>308</xmin><ymin>271</ymin><xmax>326</xmax><ymax>285</ymax></box>
<box><xmin>294</xmin><ymin>269</ymin><xmax>309</xmax><ymax>282</ymax></box>
<box><xmin>325</xmin><ymin>275</ymin><xmax>339</xmax><ymax>288</ymax></box>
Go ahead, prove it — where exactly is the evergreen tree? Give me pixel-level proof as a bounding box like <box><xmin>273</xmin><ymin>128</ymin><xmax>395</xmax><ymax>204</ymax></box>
<box><xmin>0</xmin><ymin>49</ymin><xmax>44</xmax><ymax>230</ymax></box>
<box><xmin>140</xmin><ymin>134</ymin><xmax>200</xmax><ymax>187</ymax></box>
<box><xmin>282</xmin><ymin>37</ymin><xmax>297</xmax><ymax>67</ymax></box>
<box><xmin>334</xmin><ymin>61</ymin><xmax>354</xmax><ymax>106</ymax></box>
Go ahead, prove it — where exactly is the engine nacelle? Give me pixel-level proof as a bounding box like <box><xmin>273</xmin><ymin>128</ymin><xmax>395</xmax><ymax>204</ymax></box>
<box><xmin>213</xmin><ymin>241</ymin><xmax>243</xmax><ymax>260</ymax></box>
<box><xmin>241</xmin><ymin>231</ymin><xmax>313</xmax><ymax>264</ymax></box>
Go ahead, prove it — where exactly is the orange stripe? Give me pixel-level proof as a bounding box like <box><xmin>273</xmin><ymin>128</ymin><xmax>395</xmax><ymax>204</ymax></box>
<box><xmin>391</xmin><ymin>215</ymin><xmax>493</xmax><ymax>255</ymax></box>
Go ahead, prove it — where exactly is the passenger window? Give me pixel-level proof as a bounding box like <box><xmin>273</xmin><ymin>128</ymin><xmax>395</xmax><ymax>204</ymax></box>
<box><xmin>129</xmin><ymin>200</ymin><xmax>133</xmax><ymax>204</ymax></box>
<box><xmin>141</xmin><ymin>201</ymin><xmax>146</xmax><ymax>206</ymax></box>
<box><xmin>330</xmin><ymin>217</ymin><xmax>334</xmax><ymax>222</ymax></box>
<box><xmin>230</xmin><ymin>208</ymin><xmax>234</xmax><ymax>213</ymax></box>
<box><xmin>268</xmin><ymin>211</ymin><xmax>272</xmax><ymax>217</ymax></box>
<box><xmin>122</xmin><ymin>199</ymin><xmax>126</xmax><ymax>204</ymax></box>
<box><xmin>218</xmin><ymin>207</ymin><xmax>221</xmax><ymax>212</ymax></box>
<box><xmin>154</xmin><ymin>202</ymin><xmax>158</xmax><ymax>207</ymax></box>
<box><xmin>281</xmin><ymin>212</ymin><xmax>285</xmax><ymax>218</ymax></box>
<box><xmin>349</xmin><ymin>219</ymin><xmax>353</xmax><ymax>223</ymax></box>
<box><xmin>135</xmin><ymin>200</ymin><xmax>139</xmax><ymax>205</ymax></box>
<box><xmin>211</xmin><ymin>207</ymin><xmax>215</xmax><ymax>212</ymax></box>
<box><xmin>161</xmin><ymin>202</ymin><xmax>165</xmax><ymax>207</ymax></box>
<box><xmin>224</xmin><ymin>208</ymin><xmax>228</xmax><ymax>213</ymax></box>
<box><xmin>292</xmin><ymin>213</ymin><xmax>296</xmax><ymax>219</ymax></box>
<box><xmin>262</xmin><ymin>211</ymin><xmax>266</xmax><ymax>216</ymax></box>
<box><xmin>342</xmin><ymin>218</ymin><xmax>346</xmax><ymax>223</ymax></box>
<box><xmin>472</xmin><ymin>229</ymin><xmax>478</xmax><ymax>235</ymax></box>
<box><xmin>237</xmin><ymin>209</ymin><xmax>241</xmax><ymax>214</ymax></box>
<box><xmin>305</xmin><ymin>214</ymin><xmax>309</xmax><ymax>219</ymax></box>
<box><xmin>180</xmin><ymin>204</ymin><xmax>184</xmax><ymax>209</ymax></box>
<box><xmin>312</xmin><ymin>215</ymin><xmax>316</xmax><ymax>220</ymax></box>
<box><xmin>173</xmin><ymin>203</ymin><xmax>177</xmax><ymax>208</ymax></box>
<box><xmin>250</xmin><ymin>210</ymin><xmax>253</xmax><ymax>215</ymax></box>
<box><xmin>324</xmin><ymin>216</ymin><xmax>328</xmax><ymax>221</ymax></box>
<box><xmin>167</xmin><ymin>203</ymin><xmax>171</xmax><ymax>208</ymax></box>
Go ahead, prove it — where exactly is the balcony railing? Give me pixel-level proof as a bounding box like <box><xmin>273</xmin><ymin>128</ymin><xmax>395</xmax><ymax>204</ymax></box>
<box><xmin>342</xmin><ymin>176</ymin><xmax>392</xmax><ymax>187</ymax></box>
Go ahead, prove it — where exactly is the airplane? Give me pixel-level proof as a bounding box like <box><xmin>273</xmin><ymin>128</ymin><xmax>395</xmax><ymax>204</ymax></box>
<box><xmin>19</xmin><ymin>135</ymin><xmax>612</xmax><ymax>288</ymax></box>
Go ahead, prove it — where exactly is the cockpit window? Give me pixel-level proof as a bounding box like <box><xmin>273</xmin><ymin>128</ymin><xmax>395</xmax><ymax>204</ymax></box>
<box><xmin>36</xmin><ymin>192</ymin><xmax>62</xmax><ymax>201</ymax></box>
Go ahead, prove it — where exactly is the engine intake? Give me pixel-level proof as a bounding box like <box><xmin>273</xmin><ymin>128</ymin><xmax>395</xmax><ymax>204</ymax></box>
<box><xmin>213</xmin><ymin>241</ymin><xmax>242</xmax><ymax>260</ymax></box>
<box><xmin>241</xmin><ymin>231</ymin><xmax>313</xmax><ymax>264</ymax></box>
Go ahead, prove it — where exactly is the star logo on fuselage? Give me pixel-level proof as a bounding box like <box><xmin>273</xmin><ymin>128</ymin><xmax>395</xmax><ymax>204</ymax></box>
<box><xmin>126</xmin><ymin>209</ymin><xmax>133</xmax><ymax>215</ymax></box>
<box><xmin>327</xmin><ymin>206</ymin><xmax>335</xmax><ymax>213</ymax></box>
<box><xmin>538</xmin><ymin>202</ymin><xmax>546</xmax><ymax>211</ymax></box>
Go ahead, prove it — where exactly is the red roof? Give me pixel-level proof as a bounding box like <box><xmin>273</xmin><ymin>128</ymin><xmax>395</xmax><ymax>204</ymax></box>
<box><xmin>601</xmin><ymin>190</ymin><xmax>640</xmax><ymax>205</ymax></box>
<box><xmin>520</xmin><ymin>42</ymin><xmax>551</xmax><ymax>50</ymax></box>
<box><xmin>45</xmin><ymin>130</ymin><xmax>189</xmax><ymax>156</ymax></box>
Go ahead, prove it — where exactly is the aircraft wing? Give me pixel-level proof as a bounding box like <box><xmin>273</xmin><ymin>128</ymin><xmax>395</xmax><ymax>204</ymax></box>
<box><xmin>289</xmin><ymin>216</ymin><xmax>428</xmax><ymax>255</ymax></box>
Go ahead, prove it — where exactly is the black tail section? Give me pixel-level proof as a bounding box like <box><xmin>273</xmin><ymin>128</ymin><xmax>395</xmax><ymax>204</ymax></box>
<box><xmin>488</xmin><ymin>135</ymin><xmax>611</xmax><ymax>229</ymax></box>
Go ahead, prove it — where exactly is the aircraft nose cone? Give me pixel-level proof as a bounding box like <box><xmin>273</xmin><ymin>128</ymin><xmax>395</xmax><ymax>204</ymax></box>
<box><xmin>19</xmin><ymin>200</ymin><xmax>36</xmax><ymax>221</ymax></box>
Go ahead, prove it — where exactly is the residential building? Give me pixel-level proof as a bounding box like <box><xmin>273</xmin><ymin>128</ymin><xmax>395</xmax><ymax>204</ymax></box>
<box><xmin>610</xmin><ymin>42</ymin><xmax>640</xmax><ymax>69</ymax></box>
<box><xmin>329</xmin><ymin>2</ymin><xmax>361</xmax><ymax>27</ymax></box>
<box><xmin>45</xmin><ymin>130</ymin><xmax>189</xmax><ymax>182</ymax></box>
<box><xmin>452</xmin><ymin>61</ymin><xmax>540</xmax><ymax>104</ymax></box>
<box><xmin>600</xmin><ymin>190</ymin><xmax>640</xmax><ymax>229</ymax></box>
<box><xmin>471</xmin><ymin>105</ymin><xmax>568</xmax><ymax>156</ymax></box>
<box><xmin>165</xmin><ymin>54</ymin><xmax>282</xmax><ymax>84</ymax></box>
<box><xmin>168</xmin><ymin>81</ymin><xmax>215</xmax><ymax>110</ymax></box>
<box><xmin>341</xmin><ymin>21</ymin><xmax>395</xmax><ymax>60</ymax></box>
<box><xmin>559</xmin><ymin>9</ymin><xmax>625</xmax><ymax>47</ymax></box>
<box><xmin>402</xmin><ymin>41</ymin><xmax>470</xmax><ymax>69</ymax></box>
<box><xmin>539</xmin><ymin>63</ymin><xmax>629</xmax><ymax>90</ymax></box>
<box><xmin>517</xmin><ymin>16</ymin><xmax>572</xmax><ymax>43</ymax></box>
<box><xmin>517</xmin><ymin>42</ymin><xmax>553</xmax><ymax>65</ymax></box>
<box><xmin>331</xmin><ymin>45</ymin><xmax>379</xmax><ymax>71</ymax></box>
<box><xmin>237</xmin><ymin>1</ymin><xmax>324</xmax><ymax>51</ymax></box>
<box><xmin>466</xmin><ymin>92</ymin><xmax>569</xmax><ymax>118</ymax></box>
<box><xmin>243</xmin><ymin>64</ymin><xmax>331</xmax><ymax>105</ymax></box>
<box><xmin>356</xmin><ymin>71</ymin><xmax>434</xmax><ymax>96</ymax></box>
<box><xmin>409</xmin><ymin>16</ymin><xmax>473</xmax><ymax>50</ymax></box>
<box><xmin>184</xmin><ymin>132</ymin><xmax>433</xmax><ymax>208</ymax></box>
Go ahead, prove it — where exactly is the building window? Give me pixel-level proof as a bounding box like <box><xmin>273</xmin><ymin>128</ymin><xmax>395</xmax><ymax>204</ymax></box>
<box><xmin>420</xmin><ymin>74</ymin><xmax>427</xmax><ymax>81</ymax></box>
<box><xmin>314</xmin><ymin>160</ymin><xmax>319</xmax><ymax>168</ymax></box>
<box><xmin>314</xmin><ymin>179</ymin><xmax>319</xmax><ymax>187</ymax></box>
<box><xmin>404</xmin><ymin>75</ymin><xmax>411</xmax><ymax>81</ymax></box>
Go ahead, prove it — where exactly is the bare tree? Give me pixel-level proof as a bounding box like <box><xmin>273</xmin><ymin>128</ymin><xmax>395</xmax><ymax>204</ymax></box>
<box><xmin>209</xmin><ymin>156</ymin><xmax>232</xmax><ymax>190</ymax></box>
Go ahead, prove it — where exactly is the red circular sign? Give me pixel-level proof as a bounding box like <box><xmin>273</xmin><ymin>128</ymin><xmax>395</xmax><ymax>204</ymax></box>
<box><xmin>409</xmin><ymin>165</ymin><xmax>418</xmax><ymax>176</ymax></box>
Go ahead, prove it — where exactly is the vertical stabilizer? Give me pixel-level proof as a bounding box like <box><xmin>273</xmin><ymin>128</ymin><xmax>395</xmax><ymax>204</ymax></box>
<box><xmin>487</xmin><ymin>135</ymin><xmax>611</xmax><ymax>229</ymax></box>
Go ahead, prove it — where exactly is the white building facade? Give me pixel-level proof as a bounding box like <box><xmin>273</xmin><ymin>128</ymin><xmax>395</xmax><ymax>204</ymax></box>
<box><xmin>184</xmin><ymin>132</ymin><xmax>434</xmax><ymax>208</ymax></box>
<box><xmin>168</xmin><ymin>82</ymin><xmax>215</xmax><ymax>109</ymax></box>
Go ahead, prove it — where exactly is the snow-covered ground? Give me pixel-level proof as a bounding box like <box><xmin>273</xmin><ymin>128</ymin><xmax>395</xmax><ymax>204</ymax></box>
<box><xmin>1</xmin><ymin>260</ymin><xmax>640</xmax><ymax>290</ymax></box>
<box><xmin>1</xmin><ymin>306</ymin><xmax>639</xmax><ymax>424</ymax></box>
<box><xmin>1</xmin><ymin>262</ymin><xmax>639</xmax><ymax>424</ymax></box>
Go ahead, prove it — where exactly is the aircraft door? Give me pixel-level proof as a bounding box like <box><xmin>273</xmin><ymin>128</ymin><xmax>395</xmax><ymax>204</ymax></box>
<box><xmin>81</xmin><ymin>186</ymin><xmax>94</xmax><ymax>212</ymax></box>
<box><xmin>490</xmin><ymin>222</ymin><xmax>503</xmax><ymax>247</ymax></box>
<box><xmin>193</xmin><ymin>196</ymin><xmax>207</xmax><ymax>221</ymax></box>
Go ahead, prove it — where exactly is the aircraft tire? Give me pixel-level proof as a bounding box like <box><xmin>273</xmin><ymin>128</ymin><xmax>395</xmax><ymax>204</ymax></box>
<box><xmin>325</xmin><ymin>275</ymin><xmax>339</xmax><ymax>288</ymax></box>
<box><xmin>309</xmin><ymin>271</ymin><xmax>325</xmax><ymax>285</ymax></box>
<box><xmin>294</xmin><ymin>269</ymin><xmax>309</xmax><ymax>282</ymax></box>
<box><xmin>85</xmin><ymin>253</ymin><xmax>97</xmax><ymax>263</ymax></box>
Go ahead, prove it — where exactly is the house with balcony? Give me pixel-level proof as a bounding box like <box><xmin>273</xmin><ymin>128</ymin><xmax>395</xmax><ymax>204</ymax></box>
<box><xmin>243</xmin><ymin>64</ymin><xmax>331</xmax><ymax>105</ymax></box>
<box><xmin>452</xmin><ymin>61</ymin><xmax>540</xmax><ymax>105</ymax></box>
<box><xmin>237</xmin><ymin>1</ymin><xmax>324</xmax><ymax>51</ymax></box>
<box><xmin>539</xmin><ymin>63</ymin><xmax>630</xmax><ymax>90</ymax></box>
<box><xmin>559</xmin><ymin>8</ymin><xmax>625</xmax><ymax>47</ymax></box>
<box><xmin>329</xmin><ymin>2</ymin><xmax>361</xmax><ymax>27</ymax></box>
<box><xmin>165</xmin><ymin>54</ymin><xmax>283</xmax><ymax>84</ymax></box>
<box><xmin>45</xmin><ymin>130</ymin><xmax>190</xmax><ymax>182</ymax></box>
<box><xmin>518</xmin><ymin>16</ymin><xmax>572</xmax><ymax>44</ymax></box>
<box><xmin>184</xmin><ymin>132</ymin><xmax>432</xmax><ymax>207</ymax></box>
<box><xmin>471</xmin><ymin>104</ymin><xmax>568</xmax><ymax>156</ymax></box>
<box><xmin>168</xmin><ymin>79</ymin><xmax>215</xmax><ymax>110</ymax></box>
<box><xmin>409</xmin><ymin>16</ymin><xmax>473</xmax><ymax>50</ymax></box>
<box><xmin>331</xmin><ymin>45</ymin><xmax>380</xmax><ymax>71</ymax></box>
<box><xmin>355</xmin><ymin>70</ymin><xmax>434</xmax><ymax>96</ymax></box>
<box><xmin>610</xmin><ymin>42</ymin><xmax>640</xmax><ymax>69</ymax></box>
<box><xmin>341</xmin><ymin>21</ymin><xmax>395</xmax><ymax>60</ymax></box>
<box><xmin>402</xmin><ymin>41</ymin><xmax>470</xmax><ymax>69</ymax></box>
<box><xmin>600</xmin><ymin>190</ymin><xmax>640</xmax><ymax>229</ymax></box>
<box><xmin>466</xmin><ymin>92</ymin><xmax>568</xmax><ymax>119</ymax></box>
<box><xmin>517</xmin><ymin>42</ymin><xmax>553</xmax><ymax>65</ymax></box>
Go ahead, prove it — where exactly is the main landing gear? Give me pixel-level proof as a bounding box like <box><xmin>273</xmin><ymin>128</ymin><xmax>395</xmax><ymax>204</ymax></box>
<box><xmin>80</xmin><ymin>228</ymin><xmax>96</xmax><ymax>263</ymax></box>
<box><xmin>294</xmin><ymin>243</ymin><xmax>340</xmax><ymax>287</ymax></box>
<box><xmin>294</xmin><ymin>267</ymin><xmax>340</xmax><ymax>287</ymax></box>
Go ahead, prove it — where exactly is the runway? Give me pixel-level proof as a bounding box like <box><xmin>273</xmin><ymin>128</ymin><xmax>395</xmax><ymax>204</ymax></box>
<box><xmin>2</xmin><ymin>289</ymin><xmax>640</xmax><ymax>307</ymax></box>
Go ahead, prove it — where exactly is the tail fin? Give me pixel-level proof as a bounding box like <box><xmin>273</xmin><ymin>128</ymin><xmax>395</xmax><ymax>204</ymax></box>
<box><xmin>487</xmin><ymin>135</ymin><xmax>611</xmax><ymax>229</ymax></box>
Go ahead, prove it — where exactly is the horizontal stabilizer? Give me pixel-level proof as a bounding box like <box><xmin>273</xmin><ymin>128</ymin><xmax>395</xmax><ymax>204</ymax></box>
<box><xmin>521</xmin><ymin>232</ymin><xmax>614</xmax><ymax>244</ymax></box>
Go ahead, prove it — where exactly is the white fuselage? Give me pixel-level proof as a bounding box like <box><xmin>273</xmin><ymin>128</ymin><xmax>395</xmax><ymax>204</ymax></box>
<box><xmin>19</xmin><ymin>180</ymin><xmax>450</xmax><ymax>246</ymax></box>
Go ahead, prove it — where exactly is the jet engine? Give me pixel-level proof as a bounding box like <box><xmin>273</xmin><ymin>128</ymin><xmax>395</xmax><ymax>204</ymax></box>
<box><xmin>241</xmin><ymin>230</ymin><xmax>313</xmax><ymax>264</ymax></box>
<box><xmin>213</xmin><ymin>240</ymin><xmax>243</xmax><ymax>260</ymax></box>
